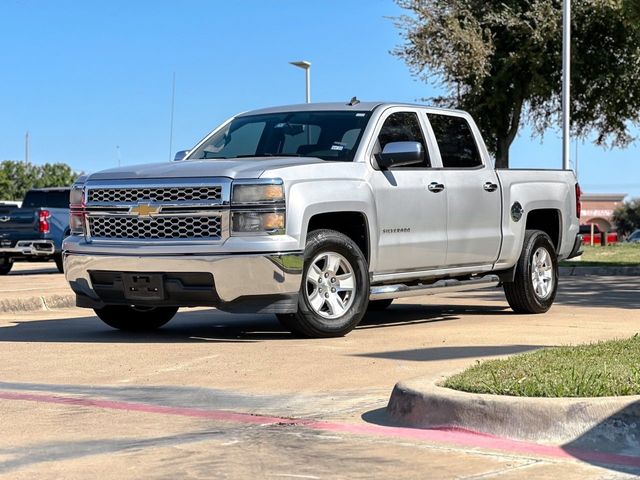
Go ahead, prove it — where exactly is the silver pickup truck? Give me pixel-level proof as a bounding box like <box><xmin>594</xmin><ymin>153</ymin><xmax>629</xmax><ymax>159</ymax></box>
<box><xmin>64</xmin><ymin>102</ymin><xmax>582</xmax><ymax>337</ymax></box>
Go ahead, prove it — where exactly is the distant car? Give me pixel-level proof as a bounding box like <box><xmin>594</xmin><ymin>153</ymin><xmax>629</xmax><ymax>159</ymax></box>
<box><xmin>0</xmin><ymin>188</ymin><xmax>71</xmax><ymax>275</ymax></box>
<box><xmin>627</xmin><ymin>230</ymin><xmax>640</xmax><ymax>243</ymax></box>
<box><xmin>579</xmin><ymin>224</ymin><xmax>618</xmax><ymax>245</ymax></box>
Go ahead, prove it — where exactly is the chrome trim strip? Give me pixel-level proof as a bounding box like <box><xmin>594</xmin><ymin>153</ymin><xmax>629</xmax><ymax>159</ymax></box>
<box><xmin>370</xmin><ymin>275</ymin><xmax>500</xmax><ymax>300</ymax></box>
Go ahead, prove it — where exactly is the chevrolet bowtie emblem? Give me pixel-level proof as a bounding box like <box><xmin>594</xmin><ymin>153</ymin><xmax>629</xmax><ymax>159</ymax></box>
<box><xmin>129</xmin><ymin>203</ymin><xmax>161</xmax><ymax>217</ymax></box>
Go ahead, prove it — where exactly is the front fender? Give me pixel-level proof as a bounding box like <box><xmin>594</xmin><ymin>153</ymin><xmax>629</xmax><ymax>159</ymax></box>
<box><xmin>286</xmin><ymin>179</ymin><xmax>378</xmax><ymax>267</ymax></box>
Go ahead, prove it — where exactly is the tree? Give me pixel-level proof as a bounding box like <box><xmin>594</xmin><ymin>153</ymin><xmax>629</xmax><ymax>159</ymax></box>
<box><xmin>0</xmin><ymin>161</ymin><xmax>81</xmax><ymax>200</ymax></box>
<box><xmin>613</xmin><ymin>198</ymin><xmax>640</xmax><ymax>237</ymax></box>
<box><xmin>393</xmin><ymin>0</ymin><xmax>640</xmax><ymax>167</ymax></box>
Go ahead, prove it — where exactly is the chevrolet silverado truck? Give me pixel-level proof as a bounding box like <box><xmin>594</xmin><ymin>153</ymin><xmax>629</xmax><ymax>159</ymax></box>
<box><xmin>1</xmin><ymin>187</ymin><xmax>71</xmax><ymax>274</ymax></box>
<box><xmin>64</xmin><ymin>102</ymin><xmax>582</xmax><ymax>337</ymax></box>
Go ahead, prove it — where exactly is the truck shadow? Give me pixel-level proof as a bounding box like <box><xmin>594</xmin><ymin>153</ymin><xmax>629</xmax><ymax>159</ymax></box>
<box><xmin>0</xmin><ymin>303</ymin><xmax>484</xmax><ymax>344</ymax></box>
<box><xmin>447</xmin><ymin>276</ymin><xmax>640</xmax><ymax>310</ymax></box>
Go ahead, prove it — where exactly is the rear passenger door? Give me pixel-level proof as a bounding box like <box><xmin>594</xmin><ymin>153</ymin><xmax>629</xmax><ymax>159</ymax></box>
<box><xmin>426</xmin><ymin>112</ymin><xmax>502</xmax><ymax>268</ymax></box>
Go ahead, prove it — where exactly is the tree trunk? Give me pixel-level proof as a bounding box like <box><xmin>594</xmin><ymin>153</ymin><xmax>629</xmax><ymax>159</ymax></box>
<box><xmin>495</xmin><ymin>137</ymin><xmax>510</xmax><ymax>169</ymax></box>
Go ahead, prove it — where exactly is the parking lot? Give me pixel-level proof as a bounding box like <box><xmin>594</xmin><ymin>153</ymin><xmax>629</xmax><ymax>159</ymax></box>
<box><xmin>1</xmin><ymin>266</ymin><xmax>639</xmax><ymax>478</ymax></box>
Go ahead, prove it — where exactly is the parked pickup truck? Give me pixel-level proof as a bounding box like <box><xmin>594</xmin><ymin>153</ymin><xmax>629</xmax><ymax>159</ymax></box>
<box><xmin>579</xmin><ymin>224</ymin><xmax>618</xmax><ymax>245</ymax></box>
<box><xmin>1</xmin><ymin>188</ymin><xmax>71</xmax><ymax>274</ymax></box>
<box><xmin>64</xmin><ymin>102</ymin><xmax>582</xmax><ymax>337</ymax></box>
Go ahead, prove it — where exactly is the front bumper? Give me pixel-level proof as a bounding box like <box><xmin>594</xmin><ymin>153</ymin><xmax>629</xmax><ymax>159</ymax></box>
<box><xmin>0</xmin><ymin>240</ymin><xmax>56</xmax><ymax>257</ymax></box>
<box><xmin>64</xmin><ymin>251</ymin><xmax>303</xmax><ymax>313</ymax></box>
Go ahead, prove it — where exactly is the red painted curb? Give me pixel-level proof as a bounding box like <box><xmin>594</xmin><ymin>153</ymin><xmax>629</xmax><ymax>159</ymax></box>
<box><xmin>1</xmin><ymin>390</ymin><xmax>639</xmax><ymax>468</ymax></box>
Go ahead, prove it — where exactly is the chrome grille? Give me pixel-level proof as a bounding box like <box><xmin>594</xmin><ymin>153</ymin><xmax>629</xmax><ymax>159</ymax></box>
<box><xmin>88</xmin><ymin>186</ymin><xmax>222</xmax><ymax>204</ymax></box>
<box><xmin>89</xmin><ymin>215</ymin><xmax>222</xmax><ymax>240</ymax></box>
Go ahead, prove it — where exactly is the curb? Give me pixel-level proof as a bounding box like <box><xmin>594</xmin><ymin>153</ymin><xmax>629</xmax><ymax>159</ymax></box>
<box><xmin>387</xmin><ymin>377</ymin><xmax>640</xmax><ymax>450</ymax></box>
<box><xmin>0</xmin><ymin>293</ymin><xmax>76</xmax><ymax>313</ymax></box>
<box><xmin>560</xmin><ymin>265</ymin><xmax>640</xmax><ymax>276</ymax></box>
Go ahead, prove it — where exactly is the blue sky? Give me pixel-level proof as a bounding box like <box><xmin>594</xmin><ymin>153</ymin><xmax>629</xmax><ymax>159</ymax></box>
<box><xmin>1</xmin><ymin>0</ymin><xmax>639</xmax><ymax>197</ymax></box>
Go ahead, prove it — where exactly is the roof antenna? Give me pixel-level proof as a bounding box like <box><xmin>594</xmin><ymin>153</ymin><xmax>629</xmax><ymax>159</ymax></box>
<box><xmin>348</xmin><ymin>96</ymin><xmax>360</xmax><ymax>106</ymax></box>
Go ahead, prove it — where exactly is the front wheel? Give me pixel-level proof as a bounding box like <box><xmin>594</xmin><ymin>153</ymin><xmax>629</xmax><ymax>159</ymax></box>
<box><xmin>504</xmin><ymin>230</ymin><xmax>558</xmax><ymax>314</ymax></box>
<box><xmin>94</xmin><ymin>305</ymin><xmax>178</xmax><ymax>331</ymax></box>
<box><xmin>277</xmin><ymin>229</ymin><xmax>369</xmax><ymax>338</ymax></box>
<box><xmin>54</xmin><ymin>253</ymin><xmax>64</xmax><ymax>273</ymax></box>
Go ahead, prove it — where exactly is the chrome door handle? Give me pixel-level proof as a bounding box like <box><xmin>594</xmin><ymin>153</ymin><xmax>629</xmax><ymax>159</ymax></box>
<box><xmin>428</xmin><ymin>182</ymin><xmax>445</xmax><ymax>193</ymax></box>
<box><xmin>483</xmin><ymin>182</ymin><xmax>498</xmax><ymax>192</ymax></box>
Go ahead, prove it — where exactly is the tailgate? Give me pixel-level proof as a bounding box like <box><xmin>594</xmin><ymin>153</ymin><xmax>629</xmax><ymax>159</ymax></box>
<box><xmin>0</xmin><ymin>208</ymin><xmax>39</xmax><ymax>245</ymax></box>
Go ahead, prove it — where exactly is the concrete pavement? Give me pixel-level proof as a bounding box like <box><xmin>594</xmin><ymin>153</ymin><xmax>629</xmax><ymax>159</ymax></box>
<box><xmin>0</xmin><ymin>263</ymin><xmax>73</xmax><ymax>312</ymax></box>
<box><xmin>1</xmin><ymin>276</ymin><xmax>640</xmax><ymax>477</ymax></box>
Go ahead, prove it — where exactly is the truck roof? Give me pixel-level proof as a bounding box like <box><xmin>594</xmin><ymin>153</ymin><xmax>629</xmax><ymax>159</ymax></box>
<box><xmin>239</xmin><ymin>102</ymin><xmax>468</xmax><ymax>116</ymax></box>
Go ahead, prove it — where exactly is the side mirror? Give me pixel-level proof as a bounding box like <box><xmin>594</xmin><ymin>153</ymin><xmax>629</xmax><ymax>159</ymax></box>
<box><xmin>376</xmin><ymin>141</ymin><xmax>424</xmax><ymax>169</ymax></box>
<box><xmin>173</xmin><ymin>150</ymin><xmax>190</xmax><ymax>162</ymax></box>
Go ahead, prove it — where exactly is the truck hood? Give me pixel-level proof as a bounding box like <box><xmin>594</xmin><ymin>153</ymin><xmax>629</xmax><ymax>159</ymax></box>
<box><xmin>86</xmin><ymin>157</ymin><xmax>326</xmax><ymax>182</ymax></box>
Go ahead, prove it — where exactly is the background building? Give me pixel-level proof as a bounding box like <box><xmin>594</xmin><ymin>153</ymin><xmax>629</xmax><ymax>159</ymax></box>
<box><xmin>580</xmin><ymin>193</ymin><xmax>627</xmax><ymax>232</ymax></box>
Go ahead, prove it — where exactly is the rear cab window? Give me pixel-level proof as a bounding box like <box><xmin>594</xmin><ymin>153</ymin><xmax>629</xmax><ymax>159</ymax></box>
<box><xmin>427</xmin><ymin>113</ymin><xmax>483</xmax><ymax>168</ymax></box>
<box><xmin>22</xmin><ymin>190</ymin><xmax>70</xmax><ymax>208</ymax></box>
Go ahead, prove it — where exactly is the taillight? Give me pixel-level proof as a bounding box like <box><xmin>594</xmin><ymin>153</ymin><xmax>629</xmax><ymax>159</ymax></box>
<box><xmin>575</xmin><ymin>183</ymin><xmax>582</xmax><ymax>219</ymax></box>
<box><xmin>38</xmin><ymin>210</ymin><xmax>50</xmax><ymax>234</ymax></box>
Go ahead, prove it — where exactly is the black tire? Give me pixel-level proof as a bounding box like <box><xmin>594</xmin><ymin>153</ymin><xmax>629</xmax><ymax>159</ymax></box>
<box><xmin>54</xmin><ymin>253</ymin><xmax>64</xmax><ymax>273</ymax></box>
<box><xmin>94</xmin><ymin>305</ymin><xmax>178</xmax><ymax>331</ymax></box>
<box><xmin>0</xmin><ymin>259</ymin><xmax>12</xmax><ymax>275</ymax></box>
<box><xmin>367</xmin><ymin>299</ymin><xmax>393</xmax><ymax>311</ymax></box>
<box><xmin>276</xmin><ymin>229</ymin><xmax>370</xmax><ymax>338</ymax></box>
<box><xmin>504</xmin><ymin>230</ymin><xmax>558</xmax><ymax>314</ymax></box>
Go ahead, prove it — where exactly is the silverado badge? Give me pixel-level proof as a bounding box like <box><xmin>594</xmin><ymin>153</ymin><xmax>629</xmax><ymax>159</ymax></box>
<box><xmin>129</xmin><ymin>203</ymin><xmax>161</xmax><ymax>218</ymax></box>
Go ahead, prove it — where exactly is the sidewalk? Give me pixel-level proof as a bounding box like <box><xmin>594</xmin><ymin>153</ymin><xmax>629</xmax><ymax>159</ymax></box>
<box><xmin>0</xmin><ymin>263</ymin><xmax>75</xmax><ymax>313</ymax></box>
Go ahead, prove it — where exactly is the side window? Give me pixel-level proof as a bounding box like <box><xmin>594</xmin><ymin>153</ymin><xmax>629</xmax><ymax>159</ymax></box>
<box><xmin>427</xmin><ymin>114</ymin><xmax>482</xmax><ymax>168</ymax></box>
<box><xmin>377</xmin><ymin>112</ymin><xmax>430</xmax><ymax>168</ymax></box>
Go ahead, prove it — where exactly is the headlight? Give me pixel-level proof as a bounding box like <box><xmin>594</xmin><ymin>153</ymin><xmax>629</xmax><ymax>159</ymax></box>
<box><xmin>69</xmin><ymin>184</ymin><xmax>86</xmax><ymax>235</ymax></box>
<box><xmin>232</xmin><ymin>181</ymin><xmax>284</xmax><ymax>205</ymax></box>
<box><xmin>69</xmin><ymin>212</ymin><xmax>85</xmax><ymax>235</ymax></box>
<box><xmin>69</xmin><ymin>185</ymin><xmax>85</xmax><ymax>208</ymax></box>
<box><xmin>231</xmin><ymin>211</ymin><xmax>285</xmax><ymax>235</ymax></box>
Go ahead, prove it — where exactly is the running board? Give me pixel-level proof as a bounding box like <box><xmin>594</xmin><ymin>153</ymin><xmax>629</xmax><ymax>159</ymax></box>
<box><xmin>369</xmin><ymin>275</ymin><xmax>501</xmax><ymax>301</ymax></box>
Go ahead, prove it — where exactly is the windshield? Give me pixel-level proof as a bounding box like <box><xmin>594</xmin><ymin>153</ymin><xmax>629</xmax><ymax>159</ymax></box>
<box><xmin>189</xmin><ymin>111</ymin><xmax>372</xmax><ymax>162</ymax></box>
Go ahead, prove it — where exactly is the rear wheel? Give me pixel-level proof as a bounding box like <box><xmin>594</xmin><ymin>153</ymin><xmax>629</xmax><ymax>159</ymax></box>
<box><xmin>0</xmin><ymin>259</ymin><xmax>12</xmax><ymax>275</ymax></box>
<box><xmin>504</xmin><ymin>230</ymin><xmax>558</xmax><ymax>314</ymax></box>
<box><xmin>94</xmin><ymin>305</ymin><xmax>178</xmax><ymax>331</ymax></box>
<box><xmin>277</xmin><ymin>229</ymin><xmax>369</xmax><ymax>338</ymax></box>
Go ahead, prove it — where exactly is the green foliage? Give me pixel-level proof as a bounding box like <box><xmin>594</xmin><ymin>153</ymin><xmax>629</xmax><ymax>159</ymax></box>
<box><xmin>394</xmin><ymin>0</ymin><xmax>640</xmax><ymax>167</ymax></box>
<box><xmin>0</xmin><ymin>161</ymin><xmax>81</xmax><ymax>201</ymax></box>
<box><xmin>444</xmin><ymin>335</ymin><xmax>640</xmax><ymax>397</ymax></box>
<box><xmin>613</xmin><ymin>198</ymin><xmax>640</xmax><ymax>237</ymax></box>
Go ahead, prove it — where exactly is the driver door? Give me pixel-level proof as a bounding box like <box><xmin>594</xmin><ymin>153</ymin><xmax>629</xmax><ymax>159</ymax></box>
<box><xmin>369</xmin><ymin>108</ymin><xmax>448</xmax><ymax>274</ymax></box>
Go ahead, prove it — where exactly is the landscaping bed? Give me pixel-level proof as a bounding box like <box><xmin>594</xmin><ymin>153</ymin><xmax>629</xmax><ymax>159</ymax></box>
<box><xmin>444</xmin><ymin>335</ymin><xmax>640</xmax><ymax>397</ymax></box>
<box><xmin>562</xmin><ymin>243</ymin><xmax>640</xmax><ymax>267</ymax></box>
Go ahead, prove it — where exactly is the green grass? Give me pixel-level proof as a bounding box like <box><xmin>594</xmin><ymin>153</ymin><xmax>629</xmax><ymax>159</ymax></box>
<box><xmin>561</xmin><ymin>243</ymin><xmax>640</xmax><ymax>267</ymax></box>
<box><xmin>443</xmin><ymin>335</ymin><xmax>640</xmax><ymax>397</ymax></box>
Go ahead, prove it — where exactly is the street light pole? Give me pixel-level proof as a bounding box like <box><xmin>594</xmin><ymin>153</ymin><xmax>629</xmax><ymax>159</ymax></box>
<box><xmin>289</xmin><ymin>60</ymin><xmax>311</xmax><ymax>103</ymax></box>
<box><xmin>562</xmin><ymin>0</ymin><xmax>571</xmax><ymax>170</ymax></box>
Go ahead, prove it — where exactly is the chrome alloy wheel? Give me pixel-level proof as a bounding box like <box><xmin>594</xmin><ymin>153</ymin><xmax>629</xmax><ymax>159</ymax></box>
<box><xmin>305</xmin><ymin>251</ymin><xmax>356</xmax><ymax>319</ymax></box>
<box><xmin>531</xmin><ymin>247</ymin><xmax>554</xmax><ymax>299</ymax></box>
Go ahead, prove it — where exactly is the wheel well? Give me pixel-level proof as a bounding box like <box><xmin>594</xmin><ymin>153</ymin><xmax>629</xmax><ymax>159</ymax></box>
<box><xmin>307</xmin><ymin>212</ymin><xmax>369</xmax><ymax>261</ymax></box>
<box><xmin>526</xmin><ymin>209</ymin><xmax>561</xmax><ymax>250</ymax></box>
